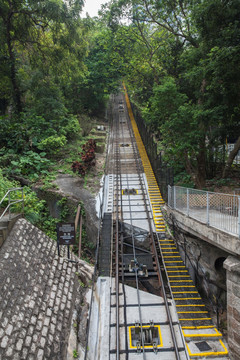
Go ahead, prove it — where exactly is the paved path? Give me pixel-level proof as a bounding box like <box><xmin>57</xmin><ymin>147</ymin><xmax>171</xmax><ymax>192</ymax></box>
<box><xmin>0</xmin><ymin>218</ymin><xmax>78</xmax><ymax>360</ymax></box>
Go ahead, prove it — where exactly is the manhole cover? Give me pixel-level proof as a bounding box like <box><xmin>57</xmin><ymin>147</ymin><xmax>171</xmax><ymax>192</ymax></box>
<box><xmin>122</xmin><ymin>188</ymin><xmax>138</xmax><ymax>195</ymax></box>
<box><xmin>195</xmin><ymin>341</ymin><xmax>212</xmax><ymax>352</ymax></box>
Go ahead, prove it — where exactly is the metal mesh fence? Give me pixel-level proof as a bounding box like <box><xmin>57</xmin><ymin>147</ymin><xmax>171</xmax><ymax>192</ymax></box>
<box><xmin>168</xmin><ymin>185</ymin><xmax>240</xmax><ymax>237</ymax></box>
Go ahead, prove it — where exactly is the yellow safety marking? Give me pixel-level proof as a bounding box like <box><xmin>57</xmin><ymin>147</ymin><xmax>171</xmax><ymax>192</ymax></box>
<box><xmin>174</xmin><ymin>298</ymin><xmax>201</xmax><ymax>300</ymax></box>
<box><xmin>171</xmin><ymin>286</ymin><xmax>195</xmax><ymax>287</ymax></box>
<box><xmin>167</xmin><ymin>271</ymin><xmax>188</xmax><ymax>273</ymax></box>
<box><xmin>176</xmin><ymin>304</ymin><xmax>205</xmax><ymax>307</ymax></box>
<box><xmin>169</xmin><ymin>280</ymin><xmax>193</xmax><ymax>283</ymax></box>
<box><xmin>185</xmin><ymin>339</ymin><xmax>228</xmax><ymax>357</ymax></box>
<box><xmin>182</xmin><ymin>327</ymin><xmax>221</xmax><ymax>338</ymax></box>
<box><xmin>166</xmin><ymin>266</ymin><xmax>185</xmax><ymax>268</ymax></box>
<box><xmin>182</xmin><ymin>326</ymin><xmax>214</xmax><ymax>329</ymax></box>
<box><xmin>128</xmin><ymin>325</ymin><xmax>163</xmax><ymax>349</ymax></box>
<box><xmin>179</xmin><ymin>318</ymin><xmax>212</xmax><ymax>321</ymax></box>
<box><xmin>168</xmin><ymin>275</ymin><xmax>190</xmax><ymax>277</ymax></box>
<box><xmin>165</xmin><ymin>261</ymin><xmax>183</xmax><ymax>263</ymax></box>
<box><xmin>161</xmin><ymin>247</ymin><xmax>177</xmax><ymax>249</ymax></box>
<box><xmin>163</xmin><ymin>256</ymin><xmax>181</xmax><ymax>258</ymax></box>
<box><xmin>177</xmin><ymin>311</ymin><xmax>208</xmax><ymax>314</ymax></box>
<box><xmin>173</xmin><ymin>291</ymin><xmax>198</xmax><ymax>294</ymax></box>
<box><xmin>163</xmin><ymin>253</ymin><xmax>179</xmax><ymax>255</ymax></box>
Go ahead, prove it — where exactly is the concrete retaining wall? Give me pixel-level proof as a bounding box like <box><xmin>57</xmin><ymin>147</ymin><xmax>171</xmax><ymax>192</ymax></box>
<box><xmin>224</xmin><ymin>256</ymin><xmax>240</xmax><ymax>360</ymax></box>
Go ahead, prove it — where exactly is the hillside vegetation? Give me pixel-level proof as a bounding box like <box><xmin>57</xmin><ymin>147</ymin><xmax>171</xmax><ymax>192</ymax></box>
<box><xmin>0</xmin><ymin>0</ymin><xmax>239</xmax><ymax>199</ymax></box>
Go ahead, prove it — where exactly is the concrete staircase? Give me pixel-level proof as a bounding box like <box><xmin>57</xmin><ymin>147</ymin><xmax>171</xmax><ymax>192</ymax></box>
<box><xmin>0</xmin><ymin>214</ymin><xmax>23</xmax><ymax>248</ymax></box>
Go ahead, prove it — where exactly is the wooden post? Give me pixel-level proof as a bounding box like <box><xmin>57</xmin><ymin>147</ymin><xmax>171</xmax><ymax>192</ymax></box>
<box><xmin>78</xmin><ymin>214</ymin><xmax>83</xmax><ymax>258</ymax></box>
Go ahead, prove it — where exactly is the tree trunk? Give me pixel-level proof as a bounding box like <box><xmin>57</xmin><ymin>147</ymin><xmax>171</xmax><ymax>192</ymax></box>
<box><xmin>195</xmin><ymin>141</ymin><xmax>206</xmax><ymax>189</ymax></box>
<box><xmin>222</xmin><ymin>136</ymin><xmax>240</xmax><ymax>178</ymax></box>
<box><xmin>184</xmin><ymin>152</ymin><xmax>197</xmax><ymax>186</ymax></box>
<box><xmin>6</xmin><ymin>16</ymin><xmax>22</xmax><ymax>114</ymax></box>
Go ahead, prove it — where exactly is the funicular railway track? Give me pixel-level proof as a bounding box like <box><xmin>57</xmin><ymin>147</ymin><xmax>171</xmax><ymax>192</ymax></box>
<box><xmin>108</xmin><ymin>91</ymin><xmax>187</xmax><ymax>359</ymax></box>
<box><xmin>87</xmin><ymin>87</ymin><xmax>229</xmax><ymax>360</ymax></box>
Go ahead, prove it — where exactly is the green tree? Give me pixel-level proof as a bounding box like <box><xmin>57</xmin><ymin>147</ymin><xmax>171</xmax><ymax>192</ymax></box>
<box><xmin>0</xmin><ymin>0</ymin><xmax>84</xmax><ymax>114</ymax></box>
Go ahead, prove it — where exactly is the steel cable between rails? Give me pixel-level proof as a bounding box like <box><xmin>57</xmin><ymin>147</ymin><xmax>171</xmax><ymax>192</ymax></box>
<box><xmin>124</xmin><ymin>91</ymin><xmax>184</xmax><ymax>360</ymax></box>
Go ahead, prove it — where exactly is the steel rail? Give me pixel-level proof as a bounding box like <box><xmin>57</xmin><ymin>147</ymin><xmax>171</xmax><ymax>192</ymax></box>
<box><xmin>113</xmin><ymin>94</ymin><xmax>129</xmax><ymax>359</ymax></box>
<box><xmin>115</xmin><ymin>99</ymin><xmax>120</xmax><ymax>360</ymax></box>
<box><xmin>108</xmin><ymin>95</ymin><xmax>115</xmax><ymax>360</ymax></box>
<box><xmin>117</xmin><ymin>97</ymin><xmax>129</xmax><ymax>360</ymax></box>
<box><xmin>125</xmin><ymin>93</ymin><xmax>182</xmax><ymax>360</ymax></box>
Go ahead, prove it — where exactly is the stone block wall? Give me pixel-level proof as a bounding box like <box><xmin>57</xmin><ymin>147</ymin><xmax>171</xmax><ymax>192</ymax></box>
<box><xmin>224</xmin><ymin>256</ymin><xmax>240</xmax><ymax>360</ymax></box>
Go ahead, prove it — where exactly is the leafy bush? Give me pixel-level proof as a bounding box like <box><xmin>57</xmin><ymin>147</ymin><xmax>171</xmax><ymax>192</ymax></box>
<box><xmin>37</xmin><ymin>135</ymin><xmax>67</xmax><ymax>155</ymax></box>
<box><xmin>9</xmin><ymin>151</ymin><xmax>52</xmax><ymax>180</ymax></box>
<box><xmin>0</xmin><ymin>169</ymin><xmax>18</xmax><ymax>208</ymax></box>
<box><xmin>72</xmin><ymin>139</ymin><xmax>96</xmax><ymax>176</ymax></box>
<box><xmin>61</xmin><ymin>115</ymin><xmax>81</xmax><ymax>139</ymax></box>
<box><xmin>0</xmin><ymin>170</ymin><xmax>58</xmax><ymax>239</ymax></box>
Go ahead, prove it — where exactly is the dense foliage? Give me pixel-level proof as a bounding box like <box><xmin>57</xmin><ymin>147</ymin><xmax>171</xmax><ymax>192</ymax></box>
<box><xmin>102</xmin><ymin>0</ymin><xmax>240</xmax><ymax>187</ymax></box>
<box><xmin>0</xmin><ymin>0</ymin><xmax>239</xmax><ymax>194</ymax></box>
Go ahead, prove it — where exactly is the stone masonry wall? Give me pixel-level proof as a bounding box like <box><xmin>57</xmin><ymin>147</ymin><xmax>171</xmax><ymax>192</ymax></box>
<box><xmin>0</xmin><ymin>218</ymin><xmax>79</xmax><ymax>360</ymax></box>
<box><xmin>224</xmin><ymin>256</ymin><xmax>240</xmax><ymax>360</ymax></box>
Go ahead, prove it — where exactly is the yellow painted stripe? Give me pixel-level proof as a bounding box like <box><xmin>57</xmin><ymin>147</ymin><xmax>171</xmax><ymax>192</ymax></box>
<box><xmin>163</xmin><ymin>256</ymin><xmax>181</xmax><ymax>258</ymax></box>
<box><xmin>174</xmin><ymin>298</ymin><xmax>201</xmax><ymax>300</ymax></box>
<box><xmin>171</xmin><ymin>286</ymin><xmax>195</xmax><ymax>288</ymax></box>
<box><xmin>169</xmin><ymin>280</ymin><xmax>193</xmax><ymax>283</ymax></box>
<box><xmin>186</xmin><ymin>339</ymin><xmax>228</xmax><ymax>357</ymax></box>
<box><xmin>162</xmin><ymin>252</ymin><xmax>179</xmax><ymax>254</ymax></box>
<box><xmin>166</xmin><ymin>266</ymin><xmax>185</xmax><ymax>268</ymax></box>
<box><xmin>182</xmin><ymin>326</ymin><xmax>214</xmax><ymax>329</ymax></box>
<box><xmin>167</xmin><ymin>271</ymin><xmax>188</xmax><ymax>273</ymax></box>
<box><xmin>179</xmin><ymin>318</ymin><xmax>212</xmax><ymax>321</ymax></box>
<box><xmin>168</xmin><ymin>275</ymin><xmax>190</xmax><ymax>277</ymax></box>
<box><xmin>176</xmin><ymin>305</ymin><xmax>205</xmax><ymax>307</ymax></box>
<box><xmin>177</xmin><ymin>311</ymin><xmax>208</xmax><ymax>314</ymax></box>
<box><xmin>173</xmin><ymin>291</ymin><xmax>198</xmax><ymax>294</ymax></box>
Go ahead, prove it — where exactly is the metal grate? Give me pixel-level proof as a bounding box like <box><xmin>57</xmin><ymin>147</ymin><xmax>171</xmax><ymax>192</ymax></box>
<box><xmin>195</xmin><ymin>341</ymin><xmax>212</xmax><ymax>352</ymax></box>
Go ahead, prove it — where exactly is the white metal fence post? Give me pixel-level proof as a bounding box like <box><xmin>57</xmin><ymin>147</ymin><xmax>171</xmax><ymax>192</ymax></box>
<box><xmin>207</xmin><ymin>191</ymin><xmax>209</xmax><ymax>226</ymax></box>
<box><xmin>168</xmin><ymin>185</ymin><xmax>171</xmax><ymax>207</ymax></box>
<box><xmin>238</xmin><ymin>197</ymin><xmax>240</xmax><ymax>238</ymax></box>
<box><xmin>187</xmin><ymin>188</ymin><xmax>189</xmax><ymax>216</ymax></box>
<box><xmin>174</xmin><ymin>186</ymin><xmax>176</xmax><ymax>209</ymax></box>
